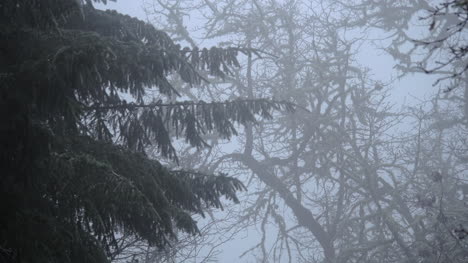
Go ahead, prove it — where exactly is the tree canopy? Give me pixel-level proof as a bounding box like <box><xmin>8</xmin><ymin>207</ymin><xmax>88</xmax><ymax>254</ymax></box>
<box><xmin>0</xmin><ymin>0</ymin><xmax>293</xmax><ymax>262</ymax></box>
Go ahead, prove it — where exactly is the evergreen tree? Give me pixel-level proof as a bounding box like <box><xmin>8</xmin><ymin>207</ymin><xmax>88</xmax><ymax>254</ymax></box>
<box><xmin>0</xmin><ymin>1</ymin><xmax>292</xmax><ymax>262</ymax></box>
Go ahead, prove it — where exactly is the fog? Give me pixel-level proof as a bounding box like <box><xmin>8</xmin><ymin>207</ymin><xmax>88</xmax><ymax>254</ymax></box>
<box><xmin>15</xmin><ymin>1</ymin><xmax>464</xmax><ymax>262</ymax></box>
<box><xmin>92</xmin><ymin>1</ymin><xmax>468</xmax><ymax>262</ymax></box>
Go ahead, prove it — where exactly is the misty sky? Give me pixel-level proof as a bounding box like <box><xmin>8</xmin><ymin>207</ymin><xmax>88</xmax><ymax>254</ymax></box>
<box><xmin>95</xmin><ymin>1</ymin><xmax>442</xmax><ymax>262</ymax></box>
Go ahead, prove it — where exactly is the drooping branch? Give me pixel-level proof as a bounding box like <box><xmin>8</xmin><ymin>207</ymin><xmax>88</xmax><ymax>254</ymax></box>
<box><xmin>83</xmin><ymin>99</ymin><xmax>295</xmax><ymax>112</ymax></box>
<box><xmin>84</xmin><ymin>98</ymin><xmax>295</xmax><ymax>162</ymax></box>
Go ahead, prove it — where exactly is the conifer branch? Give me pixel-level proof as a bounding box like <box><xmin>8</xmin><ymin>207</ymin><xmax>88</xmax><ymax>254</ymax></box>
<box><xmin>83</xmin><ymin>99</ymin><xmax>296</xmax><ymax>112</ymax></box>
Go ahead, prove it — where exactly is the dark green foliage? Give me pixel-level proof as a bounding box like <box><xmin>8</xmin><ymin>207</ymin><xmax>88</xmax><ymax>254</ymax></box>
<box><xmin>0</xmin><ymin>1</ymin><xmax>292</xmax><ymax>262</ymax></box>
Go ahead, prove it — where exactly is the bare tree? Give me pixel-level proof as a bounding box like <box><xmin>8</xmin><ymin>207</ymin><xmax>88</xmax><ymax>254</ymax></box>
<box><xmin>338</xmin><ymin>0</ymin><xmax>468</xmax><ymax>89</ymax></box>
<box><xmin>119</xmin><ymin>1</ymin><xmax>468</xmax><ymax>262</ymax></box>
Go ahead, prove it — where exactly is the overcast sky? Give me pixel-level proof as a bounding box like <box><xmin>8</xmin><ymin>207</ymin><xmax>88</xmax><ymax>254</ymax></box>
<box><xmin>95</xmin><ymin>1</ymin><xmax>439</xmax><ymax>262</ymax></box>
